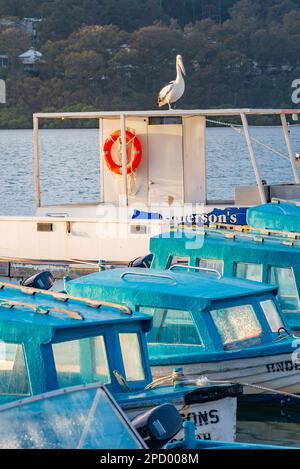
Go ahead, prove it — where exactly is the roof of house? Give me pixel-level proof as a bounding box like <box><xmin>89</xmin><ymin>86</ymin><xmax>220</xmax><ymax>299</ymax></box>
<box><xmin>19</xmin><ymin>48</ymin><xmax>43</xmax><ymax>64</ymax></box>
<box><xmin>19</xmin><ymin>48</ymin><xmax>42</xmax><ymax>59</ymax></box>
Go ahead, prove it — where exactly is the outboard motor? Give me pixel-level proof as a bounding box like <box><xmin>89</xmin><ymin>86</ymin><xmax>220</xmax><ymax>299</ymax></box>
<box><xmin>21</xmin><ymin>271</ymin><xmax>54</xmax><ymax>290</ymax></box>
<box><xmin>128</xmin><ymin>253</ymin><xmax>153</xmax><ymax>268</ymax></box>
<box><xmin>131</xmin><ymin>404</ymin><xmax>182</xmax><ymax>449</ymax></box>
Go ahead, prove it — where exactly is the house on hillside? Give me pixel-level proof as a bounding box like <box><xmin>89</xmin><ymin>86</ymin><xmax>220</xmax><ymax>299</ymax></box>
<box><xmin>20</xmin><ymin>18</ymin><xmax>42</xmax><ymax>39</ymax></box>
<box><xmin>0</xmin><ymin>17</ymin><xmax>42</xmax><ymax>40</ymax></box>
<box><xmin>0</xmin><ymin>55</ymin><xmax>9</xmax><ymax>69</ymax></box>
<box><xmin>18</xmin><ymin>47</ymin><xmax>44</xmax><ymax>70</ymax></box>
<box><xmin>0</xmin><ymin>18</ymin><xmax>17</xmax><ymax>28</ymax></box>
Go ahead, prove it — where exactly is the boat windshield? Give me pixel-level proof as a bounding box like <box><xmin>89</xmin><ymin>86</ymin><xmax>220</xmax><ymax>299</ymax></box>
<box><xmin>259</xmin><ymin>299</ymin><xmax>285</xmax><ymax>333</ymax></box>
<box><xmin>196</xmin><ymin>258</ymin><xmax>224</xmax><ymax>275</ymax></box>
<box><xmin>119</xmin><ymin>333</ymin><xmax>145</xmax><ymax>381</ymax></box>
<box><xmin>268</xmin><ymin>266</ymin><xmax>300</xmax><ymax>312</ymax></box>
<box><xmin>235</xmin><ymin>262</ymin><xmax>263</xmax><ymax>282</ymax></box>
<box><xmin>139</xmin><ymin>306</ymin><xmax>202</xmax><ymax>354</ymax></box>
<box><xmin>0</xmin><ymin>385</ymin><xmax>145</xmax><ymax>449</ymax></box>
<box><xmin>210</xmin><ymin>304</ymin><xmax>263</xmax><ymax>350</ymax></box>
<box><xmin>0</xmin><ymin>341</ymin><xmax>30</xmax><ymax>397</ymax></box>
<box><xmin>52</xmin><ymin>335</ymin><xmax>111</xmax><ymax>388</ymax></box>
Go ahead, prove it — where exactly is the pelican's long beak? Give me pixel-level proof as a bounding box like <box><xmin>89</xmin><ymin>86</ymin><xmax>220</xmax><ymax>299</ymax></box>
<box><xmin>178</xmin><ymin>57</ymin><xmax>186</xmax><ymax>76</ymax></box>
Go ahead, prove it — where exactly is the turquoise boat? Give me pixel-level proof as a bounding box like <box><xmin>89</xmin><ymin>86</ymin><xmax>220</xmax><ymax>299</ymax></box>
<box><xmin>64</xmin><ymin>267</ymin><xmax>300</xmax><ymax>404</ymax></box>
<box><xmin>147</xmin><ymin>205</ymin><xmax>300</xmax><ymax>331</ymax></box>
<box><xmin>0</xmin><ymin>280</ymin><xmax>242</xmax><ymax>442</ymax></box>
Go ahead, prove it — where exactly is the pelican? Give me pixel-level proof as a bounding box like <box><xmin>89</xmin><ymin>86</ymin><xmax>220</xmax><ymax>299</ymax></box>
<box><xmin>157</xmin><ymin>55</ymin><xmax>186</xmax><ymax>110</ymax></box>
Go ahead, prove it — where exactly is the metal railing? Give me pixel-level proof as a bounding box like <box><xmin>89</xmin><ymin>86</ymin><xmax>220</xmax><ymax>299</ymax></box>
<box><xmin>0</xmin><ymin>281</ymin><xmax>132</xmax><ymax>315</ymax></box>
<box><xmin>168</xmin><ymin>264</ymin><xmax>222</xmax><ymax>279</ymax></box>
<box><xmin>120</xmin><ymin>271</ymin><xmax>177</xmax><ymax>284</ymax></box>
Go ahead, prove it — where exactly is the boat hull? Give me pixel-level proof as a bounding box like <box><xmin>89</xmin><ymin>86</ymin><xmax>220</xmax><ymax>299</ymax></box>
<box><xmin>151</xmin><ymin>353</ymin><xmax>300</xmax><ymax>403</ymax></box>
<box><xmin>124</xmin><ymin>396</ymin><xmax>237</xmax><ymax>442</ymax></box>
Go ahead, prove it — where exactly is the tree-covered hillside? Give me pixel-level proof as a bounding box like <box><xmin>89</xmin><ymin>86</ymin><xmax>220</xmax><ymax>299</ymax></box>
<box><xmin>0</xmin><ymin>0</ymin><xmax>300</xmax><ymax>127</ymax></box>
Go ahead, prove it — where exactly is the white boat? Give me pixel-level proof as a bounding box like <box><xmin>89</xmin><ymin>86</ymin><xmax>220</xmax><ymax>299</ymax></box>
<box><xmin>0</xmin><ymin>108</ymin><xmax>300</xmax><ymax>274</ymax></box>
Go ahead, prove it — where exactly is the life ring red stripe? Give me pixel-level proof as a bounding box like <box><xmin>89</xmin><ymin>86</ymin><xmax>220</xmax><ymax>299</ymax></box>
<box><xmin>103</xmin><ymin>130</ymin><xmax>142</xmax><ymax>175</ymax></box>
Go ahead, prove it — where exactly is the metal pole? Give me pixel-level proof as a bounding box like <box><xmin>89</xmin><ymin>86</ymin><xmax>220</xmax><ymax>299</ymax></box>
<box><xmin>120</xmin><ymin>114</ymin><xmax>128</xmax><ymax>204</ymax></box>
<box><xmin>99</xmin><ymin>118</ymin><xmax>104</xmax><ymax>203</ymax></box>
<box><xmin>240</xmin><ymin>113</ymin><xmax>267</xmax><ymax>204</ymax></box>
<box><xmin>280</xmin><ymin>113</ymin><xmax>300</xmax><ymax>183</ymax></box>
<box><xmin>33</xmin><ymin>116</ymin><xmax>41</xmax><ymax>208</ymax></box>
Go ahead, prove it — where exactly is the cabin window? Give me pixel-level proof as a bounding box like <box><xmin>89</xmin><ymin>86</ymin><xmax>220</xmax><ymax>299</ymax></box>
<box><xmin>260</xmin><ymin>299</ymin><xmax>285</xmax><ymax>333</ymax></box>
<box><xmin>235</xmin><ymin>262</ymin><xmax>263</xmax><ymax>282</ymax></box>
<box><xmin>268</xmin><ymin>266</ymin><xmax>300</xmax><ymax>311</ymax></box>
<box><xmin>0</xmin><ymin>342</ymin><xmax>29</xmax><ymax>396</ymax></box>
<box><xmin>210</xmin><ymin>304</ymin><xmax>263</xmax><ymax>349</ymax></box>
<box><xmin>119</xmin><ymin>333</ymin><xmax>145</xmax><ymax>381</ymax></box>
<box><xmin>167</xmin><ymin>256</ymin><xmax>190</xmax><ymax>270</ymax></box>
<box><xmin>139</xmin><ymin>307</ymin><xmax>202</xmax><ymax>347</ymax></box>
<box><xmin>196</xmin><ymin>258</ymin><xmax>224</xmax><ymax>275</ymax></box>
<box><xmin>53</xmin><ymin>336</ymin><xmax>110</xmax><ymax>388</ymax></box>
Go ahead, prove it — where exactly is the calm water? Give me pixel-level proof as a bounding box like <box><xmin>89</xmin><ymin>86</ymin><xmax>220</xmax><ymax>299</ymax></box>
<box><xmin>0</xmin><ymin>125</ymin><xmax>300</xmax><ymax>215</ymax></box>
<box><xmin>1</xmin><ymin>125</ymin><xmax>300</xmax><ymax>447</ymax></box>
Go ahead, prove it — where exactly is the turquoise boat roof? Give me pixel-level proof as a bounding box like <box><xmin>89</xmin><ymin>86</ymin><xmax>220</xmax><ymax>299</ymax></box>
<box><xmin>0</xmin><ymin>282</ymin><xmax>151</xmax><ymax>331</ymax></box>
<box><xmin>247</xmin><ymin>200</ymin><xmax>300</xmax><ymax>233</ymax></box>
<box><xmin>150</xmin><ymin>228</ymin><xmax>300</xmax><ymax>254</ymax></box>
<box><xmin>66</xmin><ymin>267</ymin><xmax>277</xmax><ymax>306</ymax></box>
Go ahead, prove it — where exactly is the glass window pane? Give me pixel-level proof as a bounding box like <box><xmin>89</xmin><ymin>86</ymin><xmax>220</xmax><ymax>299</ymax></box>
<box><xmin>119</xmin><ymin>333</ymin><xmax>145</xmax><ymax>381</ymax></box>
<box><xmin>260</xmin><ymin>299</ymin><xmax>285</xmax><ymax>332</ymax></box>
<box><xmin>211</xmin><ymin>304</ymin><xmax>262</xmax><ymax>348</ymax></box>
<box><xmin>269</xmin><ymin>266</ymin><xmax>300</xmax><ymax>311</ymax></box>
<box><xmin>93</xmin><ymin>337</ymin><xmax>111</xmax><ymax>382</ymax></box>
<box><xmin>53</xmin><ymin>336</ymin><xmax>110</xmax><ymax>388</ymax></box>
<box><xmin>236</xmin><ymin>262</ymin><xmax>263</xmax><ymax>282</ymax></box>
<box><xmin>0</xmin><ymin>387</ymin><xmax>145</xmax><ymax>449</ymax></box>
<box><xmin>197</xmin><ymin>258</ymin><xmax>224</xmax><ymax>275</ymax></box>
<box><xmin>0</xmin><ymin>342</ymin><xmax>29</xmax><ymax>396</ymax></box>
<box><xmin>168</xmin><ymin>256</ymin><xmax>190</xmax><ymax>270</ymax></box>
<box><xmin>139</xmin><ymin>307</ymin><xmax>202</xmax><ymax>347</ymax></box>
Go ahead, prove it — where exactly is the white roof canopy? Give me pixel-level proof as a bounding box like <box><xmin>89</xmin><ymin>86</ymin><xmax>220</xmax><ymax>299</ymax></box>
<box><xmin>33</xmin><ymin>108</ymin><xmax>300</xmax><ymax>119</ymax></box>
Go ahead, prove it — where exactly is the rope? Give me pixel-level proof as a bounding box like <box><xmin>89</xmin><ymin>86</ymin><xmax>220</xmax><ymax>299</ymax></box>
<box><xmin>206</xmin><ymin>117</ymin><xmax>300</xmax><ymax>128</ymax></box>
<box><xmin>0</xmin><ymin>255</ymin><xmax>99</xmax><ymax>267</ymax></box>
<box><xmin>68</xmin><ymin>258</ymin><xmax>99</xmax><ymax>266</ymax></box>
<box><xmin>251</xmin><ymin>137</ymin><xmax>290</xmax><ymax>162</ymax></box>
<box><xmin>114</xmin><ymin>133</ymin><xmax>138</xmax><ymax>197</ymax></box>
<box><xmin>206</xmin><ymin>118</ymin><xmax>243</xmax><ymax>132</ymax></box>
<box><xmin>145</xmin><ymin>374</ymin><xmax>174</xmax><ymax>389</ymax></box>
<box><xmin>200</xmin><ymin>376</ymin><xmax>300</xmax><ymax>401</ymax></box>
<box><xmin>206</xmin><ymin>118</ymin><xmax>291</xmax><ymax>162</ymax></box>
<box><xmin>147</xmin><ymin>371</ymin><xmax>300</xmax><ymax>401</ymax></box>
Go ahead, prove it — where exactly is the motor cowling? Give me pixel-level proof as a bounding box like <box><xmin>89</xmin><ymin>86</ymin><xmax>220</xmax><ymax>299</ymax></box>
<box><xmin>21</xmin><ymin>271</ymin><xmax>54</xmax><ymax>290</ymax></box>
<box><xmin>131</xmin><ymin>404</ymin><xmax>182</xmax><ymax>449</ymax></box>
<box><xmin>128</xmin><ymin>253</ymin><xmax>153</xmax><ymax>268</ymax></box>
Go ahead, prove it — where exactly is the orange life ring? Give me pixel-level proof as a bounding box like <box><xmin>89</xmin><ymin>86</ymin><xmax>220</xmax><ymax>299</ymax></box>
<box><xmin>103</xmin><ymin>130</ymin><xmax>142</xmax><ymax>175</ymax></box>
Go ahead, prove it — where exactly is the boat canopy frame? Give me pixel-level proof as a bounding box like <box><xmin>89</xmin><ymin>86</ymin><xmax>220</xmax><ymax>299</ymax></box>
<box><xmin>32</xmin><ymin>108</ymin><xmax>300</xmax><ymax>208</ymax></box>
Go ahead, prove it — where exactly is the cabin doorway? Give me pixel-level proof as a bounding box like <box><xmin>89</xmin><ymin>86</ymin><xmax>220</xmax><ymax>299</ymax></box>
<box><xmin>147</xmin><ymin>121</ymin><xmax>184</xmax><ymax>206</ymax></box>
